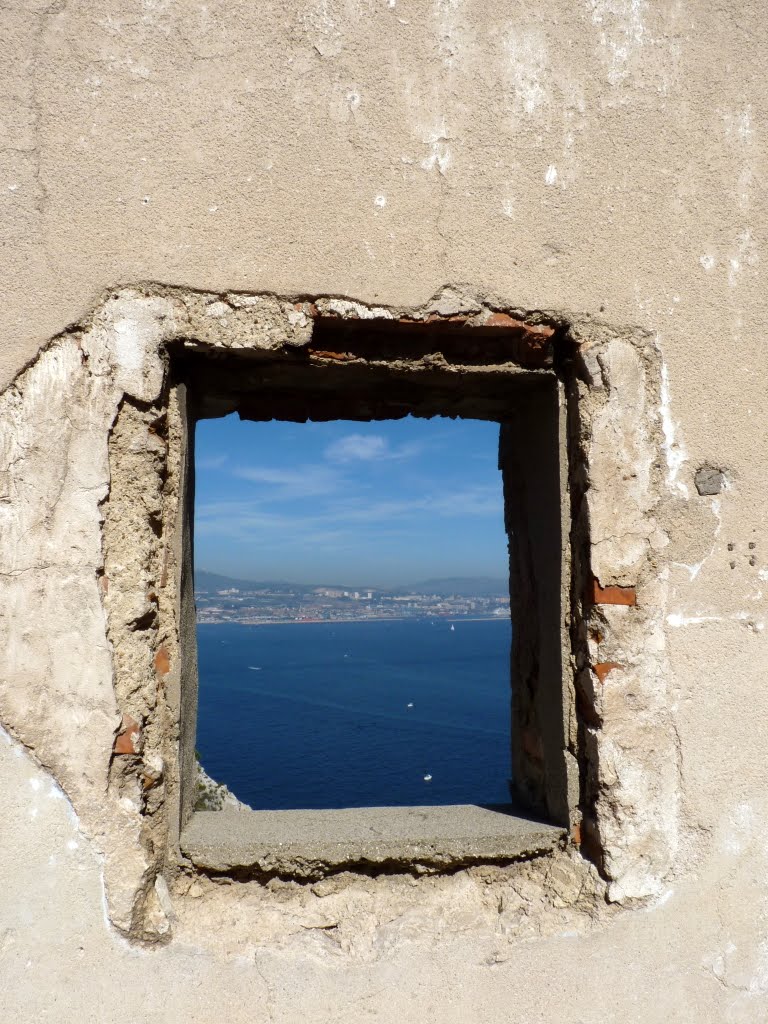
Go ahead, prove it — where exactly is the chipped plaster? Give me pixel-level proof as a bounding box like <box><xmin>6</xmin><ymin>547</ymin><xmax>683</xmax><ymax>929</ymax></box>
<box><xmin>0</xmin><ymin>284</ymin><xmax>682</xmax><ymax>944</ymax></box>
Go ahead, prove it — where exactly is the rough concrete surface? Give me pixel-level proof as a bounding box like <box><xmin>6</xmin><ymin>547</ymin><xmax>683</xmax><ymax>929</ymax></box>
<box><xmin>182</xmin><ymin>805</ymin><xmax>566</xmax><ymax>875</ymax></box>
<box><xmin>1</xmin><ymin>1</ymin><xmax>768</xmax><ymax>1020</ymax></box>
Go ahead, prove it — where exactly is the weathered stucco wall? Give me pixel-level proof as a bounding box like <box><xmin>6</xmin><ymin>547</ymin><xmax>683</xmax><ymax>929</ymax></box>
<box><xmin>2</xmin><ymin>1</ymin><xmax>768</xmax><ymax>1020</ymax></box>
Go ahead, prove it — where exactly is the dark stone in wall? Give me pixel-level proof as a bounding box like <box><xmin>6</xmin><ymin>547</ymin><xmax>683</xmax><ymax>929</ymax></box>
<box><xmin>694</xmin><ymin>466</ymin><xmax>725</xmax><ymax>496</ymax></box>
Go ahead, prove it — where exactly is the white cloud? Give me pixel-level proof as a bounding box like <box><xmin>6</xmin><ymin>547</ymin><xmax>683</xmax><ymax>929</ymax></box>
<box><xmin>324</xmin><ymin>433</ymin><xmax>423</xmax><ymax>463</ymax></box>
<box><xmin>333</xmin><ymin>486</ymin><xmax>502</xmax><ymax>523</ymax></box>
<box><xmin>195</xmin><ymin>483</ymin><xmax>502</xmax><ymax>542</ymax></box>
<box><xmin>324</xmin><ymin>433</ymin><xmax>389</xmax><ymax>463</ymax></box>
<box><xmin>232</xmin><ymin>464</ymin><xmax>339</xmax><ymax>499</ymax></box>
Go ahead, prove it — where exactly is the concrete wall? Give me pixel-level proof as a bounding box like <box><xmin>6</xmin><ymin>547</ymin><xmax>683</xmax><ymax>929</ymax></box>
<box><xmin>2</xmin><ymin>1</ymin><xmax>768</xmax><ymax>1020</ymax></box>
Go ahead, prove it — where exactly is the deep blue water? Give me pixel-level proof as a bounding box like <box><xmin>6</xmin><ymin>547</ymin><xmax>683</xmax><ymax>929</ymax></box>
<box><xmin>196</xmin><ymin>618</ymin><xmax>512</xmax><ymax>810</ymax></box>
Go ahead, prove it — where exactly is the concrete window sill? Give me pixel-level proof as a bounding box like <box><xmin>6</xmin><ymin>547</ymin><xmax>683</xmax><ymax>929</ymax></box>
<box><xmin>180</xmin><ymin>804</ymin><xmax>566</xmax><ymax>878</ymax></box>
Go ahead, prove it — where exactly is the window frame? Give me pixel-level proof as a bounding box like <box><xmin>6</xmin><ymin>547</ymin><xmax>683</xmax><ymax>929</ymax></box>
<box><xmin>168</xmin><ymin>315</ymin><xmax>575</xmax><ymax>877</ymax></box>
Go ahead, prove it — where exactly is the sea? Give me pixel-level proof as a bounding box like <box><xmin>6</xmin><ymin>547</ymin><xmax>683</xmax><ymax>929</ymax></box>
<box><xmin>195</xmin><ymin>617</ymin><xmax>512</xmax><ymax>810</ymax></box>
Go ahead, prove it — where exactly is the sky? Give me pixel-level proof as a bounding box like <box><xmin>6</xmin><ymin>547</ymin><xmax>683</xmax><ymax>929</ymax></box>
<box><xmin>194</xmin><ymin>415</ymin><xmax>508</xmax><ymax>587</ymax></box>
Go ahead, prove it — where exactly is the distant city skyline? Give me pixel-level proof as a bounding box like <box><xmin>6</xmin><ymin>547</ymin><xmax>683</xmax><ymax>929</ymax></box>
<box><xmin>194</xmin><ymin>415</ymin><xmax>509</xmax><ymax>588</ymax></box>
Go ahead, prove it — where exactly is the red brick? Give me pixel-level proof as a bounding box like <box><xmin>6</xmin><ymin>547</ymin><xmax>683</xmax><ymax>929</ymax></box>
<box><xmin>296</xmin><ymin>301</ymin><xmax>319</xmax><ymax>318</ymax></box>
<box><xmin>114</xmin><ymin>714</ymin><xmax>141</xmax><ymax>755</ymax></box>
<box><xmin>424</xmin><ymin>313</ymin><xmax>468</xmax><ymax>324</ymax></box>
<box><xmin>590</xmin><ymin>578</ymin><xmax>637</xmax><ymax>607</ymax></box>
<box><xmin>485</xmin><ymin>313</ymin><xmax>554</xmax><ymax>338</ymax></box>
<box><xmin>154</xmin><ymin>646</ymin><xmax>171</xmax><ymax>678</ymax></box>
<box><xmin>593</xmin><ymin>661</ymin><xmax>622</xmax><ymax>684</ymax></box>
<box><xmin>309</xmin><ymin>349</ymin><xmax>354</xmax><ymax>362</ymax></box>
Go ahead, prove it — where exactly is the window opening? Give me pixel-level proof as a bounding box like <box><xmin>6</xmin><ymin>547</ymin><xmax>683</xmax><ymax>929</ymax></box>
<box><xmin>193</xmin><ymin>415</ymin><xmax>513</xmax><ymax>811</ymax></box>
<box><xmin>175</xmin><ymin>311</ymin><xmax>571</xmax><ymax>875</ymax></box>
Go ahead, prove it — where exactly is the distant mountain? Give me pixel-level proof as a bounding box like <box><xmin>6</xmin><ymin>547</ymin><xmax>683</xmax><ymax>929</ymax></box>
<box><xmin>195</xmin><ymin>571</ymin><xmax>365</xmax><ymax>594</ymax></box>
<box><xmin>403</xmin><ymin>577</ymin><xmax>508</xmax><ymax>597</ymax></box>
<box><xmin>194</xmin><ymin>570</ymin><xmax>310</xmax><ymax>594</ymax></box>
<box><xmin>195</xmin><ymin>569</ymin><xmax>507</xmax><ymax>597</ymax></box>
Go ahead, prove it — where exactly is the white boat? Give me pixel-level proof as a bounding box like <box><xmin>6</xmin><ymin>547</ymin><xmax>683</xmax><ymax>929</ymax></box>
<box><xmin>423</xmin><ymin>774</ymin><xmax>432</xmax><ymax>782</ymax></box>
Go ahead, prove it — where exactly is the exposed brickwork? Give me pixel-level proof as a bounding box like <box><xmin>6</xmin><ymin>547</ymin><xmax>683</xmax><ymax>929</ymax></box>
<box><xmin>482</xmin><ymin>314</ymin><xmax>554</xmax><ymax>366</ymax></box>
<box><xmin>308</xmin><ymin>349</ymin><xmax>355</xmax><ymax>362</ymax></box>
<box><xmin>306</xmin><ymin>310</ymin><xmax>555</xmax><ymax>369</ymax></box>
<box><xmin>295</xmin><ymin>301</ymin><xmax>319</xmax><ymax>318</ymax></box>
<box><xmin>114</xmin><ymin>714</ymin><xmax>141</xmax><ymax>755</ymax></box>
<box><xmin>154</xmin><ymin>646</ymin><xmax>171</xmax><ymax>678</ymax></box>
<box><xmin>593</xmin><ymin>662</ymin><xmax>622</xmax><ymax>684</ymax></box>
<box><xmin>484</xmin><ymin>313</ymin><xmax>553</xmax><ymax>339</ymax></box>
<box><xmin>590</xmin><ymin>578</ymin><xmax>637</xmax><ymax>607</ymax></box>
<box><xmin>423</xmin><ymin>313</ymin><xmax>469</xmax><ymax>324</ymax></box>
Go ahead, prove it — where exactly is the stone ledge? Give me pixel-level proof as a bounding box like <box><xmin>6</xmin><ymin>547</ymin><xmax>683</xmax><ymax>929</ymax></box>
<box><xmin>180</xmin><ymin>805</ymin><xmax>566</xmax><ymax>877</ymax></box>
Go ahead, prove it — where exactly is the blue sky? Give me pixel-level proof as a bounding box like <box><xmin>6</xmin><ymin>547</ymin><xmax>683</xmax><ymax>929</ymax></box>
<box><xmin>194</xmin><ymin>415</ymin><xmax>508</xmax><ymax>587</ymax></box>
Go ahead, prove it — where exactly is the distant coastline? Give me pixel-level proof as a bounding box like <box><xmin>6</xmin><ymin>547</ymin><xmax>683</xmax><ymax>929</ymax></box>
<box><xmin>195</xmin><ymin>575</ymin><xmax>510</xmax><ymax>629</ymax></box>
<box><xmin>197</xmin><ymin>614</ymin><xmax>510</xmax><ymax>627</ymax></box>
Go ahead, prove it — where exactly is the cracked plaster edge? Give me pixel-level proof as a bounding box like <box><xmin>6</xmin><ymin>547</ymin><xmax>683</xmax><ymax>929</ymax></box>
<box><xmin>0</xmin><ymin>283</ymin><xmax>682</xmax><ymax>940</ymax></box>
<box><xmin>0</xmin><ymin>289</ymin><xmax>181</xmax><ymax>938</ymax></box>
<box><xmin>577</xmin><ymin>331</ymin><xmax>684</xmax><ymax>902</ymax></box>
<box><xmin>0</xmin><ymin>281</ymin><xmax>658</xmax><ymax>405</ymax></box>
<box><xmin>0</xmin><ymin>722</ymin><xmax>144</xmax><ymax>953</ymax></box>
<box><xmin>12</xmin><ymin>279</ymin><xmax>655</xmax><ymax>360</ymax></box>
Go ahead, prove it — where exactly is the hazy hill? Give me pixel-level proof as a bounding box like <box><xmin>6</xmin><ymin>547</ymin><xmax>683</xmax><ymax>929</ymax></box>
<box><xmin>195</xmin><ymin>570</ymin><xmax>314</xmax><ymax>594</ymax></box>
<box><xmin>402</xmin><ymin>577</ymin><xmax>508</xmax><ymax>597</ymax></box>
<box><xmin>195</xmin><ymin>569</ymin><xmax>507</xmax><ymax>597</ymax></box>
